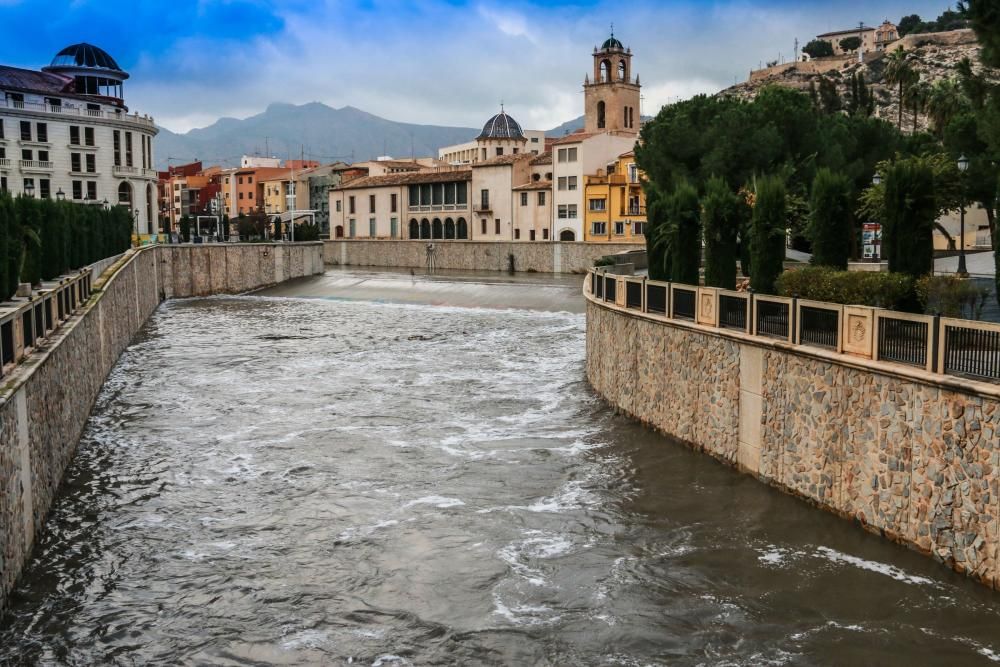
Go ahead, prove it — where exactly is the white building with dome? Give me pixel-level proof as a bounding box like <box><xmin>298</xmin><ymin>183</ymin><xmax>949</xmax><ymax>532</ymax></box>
<box><xmin>0</xmin><ymin>43</ymin><xmax>158</xmax><ymax>234</ymax></box>
<box><xmin>438</xmin><ymin>108</ymin><xmax>545</xmax><ymax>165</ymax></box>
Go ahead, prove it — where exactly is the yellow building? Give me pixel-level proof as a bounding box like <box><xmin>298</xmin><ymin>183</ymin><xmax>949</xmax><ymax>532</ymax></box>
<box><xmin>583</xmin><ymin>151</ymin><xmax>646</xmax><ymax>243</ymax></box>
<box><xmin>261</xmin><ymin>170</ymin><xmax>294</xmax><ymax>217</ymax></box>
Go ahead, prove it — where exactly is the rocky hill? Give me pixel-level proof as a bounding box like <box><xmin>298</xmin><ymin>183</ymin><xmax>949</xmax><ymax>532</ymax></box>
<box><xmin>720</xmin><ymin>29</ymin><xmax>998</xmax><ymax>133</ymax></box>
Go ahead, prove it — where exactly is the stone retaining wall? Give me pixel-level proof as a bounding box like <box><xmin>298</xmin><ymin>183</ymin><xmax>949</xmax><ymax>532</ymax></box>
<box><xmin>587</xmin><ymin>293</ymin><xmax>1000</xmax><ymax>588</ymax></box>
<box><xmin>324</xmin><ymin>239</ymin><xmax>643</xmax><ymax>274</ymax></box>
<box><xmin>0</xmin><ymin>242</ymin><xmax>323</xmax><ymax>611</ymax></box>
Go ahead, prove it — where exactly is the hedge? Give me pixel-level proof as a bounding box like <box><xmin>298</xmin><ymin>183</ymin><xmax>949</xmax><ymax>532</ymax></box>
<box><xmin>0</xmin><ymin>192</ymin><xmax>133</xmax><ymax>301</ymax></box>
<box><xmin>775</xmin><ymin>266</ymin><xmax>915</xmax><ymax>310</ymax></box>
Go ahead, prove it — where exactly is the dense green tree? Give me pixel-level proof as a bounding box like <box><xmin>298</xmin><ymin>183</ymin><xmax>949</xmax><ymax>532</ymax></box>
<box><xmin>15</xmin><ymin>196</ymin><xmax>43</xmax><ymax>286</ymax></box>
<box><xmin>817</xmin><ymin>76</ymin><xmax>842</xmax><ymax>115</ymax></box>
<box><xmin>750</xmin><ymin>175</ymin><xmax>788</xmax><ymax>294</ymax></box>
<box><xmin>666</xmin><ymin>182</ymin><xmax>701</xmax><ymax>285</ymax></box>
<box><xmin>0</xmin><ymin>193</ymin><xmax>11</xmax><ymax>300</ymax></box>
<box><xmin>645</xmin><ymin>185</ymin><xmax>674</xmax><ymax>281</ymax></box>
<box><xmin>701</xmin><ymin>177</ymin><xmax>741</xmax><ymax>289</ymax></box>
<box><xmin>898</xmin><ymin>14</ymin><xmax>922</xmax><ymax>36</ymax></box>
<box><xmin>839</xmin><ymin>36</ymin><xmax>862</xmax><ymax>53</ymax></box>
<box><xmin>882</xmin><ymin>158</ymin><xmax>936</xmax><ymax>278</ymax></box>
<box><xmin>903</xmin><ymin>79</ymin><xmax>930</xmax><ymax>135</ymax></box>
<box><xmin>807</xmin><ymin>169</ymin><xmax>853</xmax><ymax>270</ymax></box>
<box><xmin>926</xmin><ymin>78</ymin><xmax>966</xmax><ymax>137</ymax></box>
<box><xmin>179</xmin><ymin>215</ymin><xmax>191</xmax><ymax>242</ymax></box>
<box><xmin>803</xmin><ymin>40</ymin><xmax>834</xmax><ymax>59</ymax></box>
<box><xmin>968</xmin><ymin>0</ymin><xmax>1000</xmax><ymax>67</ymax></box>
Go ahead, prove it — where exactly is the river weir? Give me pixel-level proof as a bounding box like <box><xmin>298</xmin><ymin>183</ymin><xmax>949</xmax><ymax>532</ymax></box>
<box><xmin>2</xmin><ymin>268</ymin><xmax>1000</xmax><ymax>665</ymax></box>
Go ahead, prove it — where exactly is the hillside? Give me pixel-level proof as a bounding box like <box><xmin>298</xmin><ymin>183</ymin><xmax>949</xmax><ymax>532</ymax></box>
<box><xmin>720</xmin><ymin>29</ymin><xmax>998</xmax><ymax>133</ymax></box>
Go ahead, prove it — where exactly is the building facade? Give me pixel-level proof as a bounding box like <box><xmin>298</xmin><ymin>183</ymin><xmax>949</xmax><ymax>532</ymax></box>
<box><xmin>0</xmin><ymin>43</ymin><xmax>159</xmax><ymax>234</ymax></box>
<box><xmin>583</xmin><ymin>151</ymin><xmax>646</xmax><ymax>243</ymax></box>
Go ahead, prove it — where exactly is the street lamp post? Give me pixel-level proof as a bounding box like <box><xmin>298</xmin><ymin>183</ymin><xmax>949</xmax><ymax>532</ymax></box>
<box><xmin>24</xmin><ymin>181</ymin><xmax>34</xmax><ymax>198</ymax></box>
<box><xmin>957</xmin><ymin>154</ymin><xmax>970</xmax><ymax>277</ymax></box>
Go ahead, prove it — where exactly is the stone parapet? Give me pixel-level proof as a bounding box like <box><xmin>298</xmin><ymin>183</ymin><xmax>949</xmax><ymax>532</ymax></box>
<box><xmin>585</xmin><ymin>272</ymin><xmax>1000</xmax><ymax>588</ymax></box>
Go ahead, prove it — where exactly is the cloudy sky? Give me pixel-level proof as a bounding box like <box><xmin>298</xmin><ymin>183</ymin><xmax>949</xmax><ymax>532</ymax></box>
<box><xmin>1</xmin><ymin>0</ymin><xmax>953</xmax><ymax>134</ymax></box>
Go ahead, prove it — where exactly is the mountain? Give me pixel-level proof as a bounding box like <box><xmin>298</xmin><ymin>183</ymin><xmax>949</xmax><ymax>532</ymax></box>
<box><xmin>547</xmin><ymin>116</ymin><xmax>585</xmax><ymax>137</ymax></box>
<box><xmin>153</xmin><ymin>102</ymin><xmax>480</xmax><ymax>169</ymax></box>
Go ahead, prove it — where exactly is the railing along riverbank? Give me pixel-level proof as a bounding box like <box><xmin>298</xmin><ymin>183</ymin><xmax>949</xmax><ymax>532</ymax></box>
<box><xmin>590</xmin><ymin>269</ymin><xmax>1000</xmax><ymax>384</ymax></box>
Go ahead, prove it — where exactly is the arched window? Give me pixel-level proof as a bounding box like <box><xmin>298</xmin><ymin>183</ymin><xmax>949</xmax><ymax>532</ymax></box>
<box><xmin>118</xmin><ymin>181</ymin><xmax>132</xmax><ymax>204</ymax></box>
<box><xmin>409</xmin><ymin>219</ymin><xmax>419</xmax><ymax>239</ymax></box>
<box><xmin>597</xmin><ymin>101</ymin><xmax>606</xmax><ymax>129</ymax></box>
<box><xmin>559</xmin><ymin>229</ymin><xmax>576</xmax><ymax>241</ymax></box>
<box><xmin>456</xmin><ymin>218</ymin><xmax>468</xmax><ymax>240</ymax></box>
<box><xmin>618</xmin><ymin>60</ymin><xmax>626</xmax><ymax>81</ymax></box>
<box><xmin>420</xmin><ymin>219</ymin><xmax>431</xmax><ymax>239</ymax></box>
<box><xmin>444</xmin><ymin>218</ymin><xmax>455</xmax><ymax>239</ymax></box>
<box><xmin>432</xmin><ymin>218</ymin><xmax>443</xmax><ymax>239</ymax></box>
<box><xmin>600</xmin><ymin>59</ymin><xmax>611</xmax><ymax>83</ymax></box>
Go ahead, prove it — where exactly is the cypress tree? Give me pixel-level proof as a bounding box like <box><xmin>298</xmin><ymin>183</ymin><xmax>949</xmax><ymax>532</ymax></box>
<box><xmin>668</xmin><ymin>181</ymin><xmax>701</xmax><ymax>285</ymax></box>
<box><xmin>16</xmin><ymin>196</ymin><xmax>42</xmax><ymax>286</ymax></box>
<box><xmin>882</xmin><ymin>158</ymin><xmax>936</xmax><ymax>278</ymax></box>
<box><xmin>750</xmin><ymin>175</ymin><xmax>788</xmax><ymax>294</ymax></box>
<box><xmin>7</xmin><ymin>196</ymin><xmax>22</xmax><ymax>294</ymax></box>
<box><xmin>807</xmin><ymin>168</ymin><xmax>853</xmax><ymax>270</ymax></box>
<box><xmin>644</xmin><ymin>185</ymin><xmax>671</xmax><ymax>281</ymax></box>
<box><xmin>0</xmin><ymin>192</ymin><xmax>11</xmax><ymax>300</ymax></box>
<box><xmin>701</xmin><ymin>176</ymin><xmax>741</xmax><ymax>289</ymax></box>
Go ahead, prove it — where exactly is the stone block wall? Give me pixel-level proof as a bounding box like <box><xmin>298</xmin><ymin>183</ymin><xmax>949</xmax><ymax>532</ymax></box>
<box><xmin>324</xmin><ymin>239</ymin><xmax>643</xmax><ymax>274</ymax></box>
<box><xmin>587</xmin><ymin>298</ymin><xmax>1000</xmax><ymax>588</ymax></box>
<box><xmin>0</xmin><ymin>242</ymin><xmax>323</xmax><ymax>611</ymax></box>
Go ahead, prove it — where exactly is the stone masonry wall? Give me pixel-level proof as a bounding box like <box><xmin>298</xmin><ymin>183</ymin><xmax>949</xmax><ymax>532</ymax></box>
<box><xmin>324</xmin><ymin>239</ymin><xmax>643</xmax><ymax>274</ymax></box>
<box><xmin>0</xmin><ymin>242</ymin><xmax>323</xmax><ymax>611</ymax></box>
<box><xmin>587</xmin><ymin>298</ymin><xmax>1000</xmax><ymax>588</ymax></box>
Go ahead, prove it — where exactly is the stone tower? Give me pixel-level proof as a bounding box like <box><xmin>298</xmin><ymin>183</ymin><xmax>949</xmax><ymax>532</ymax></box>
<box><xmin>584</xmin><ymin>31</ymin><xmax>641</xmax><ymax>135</ymax></box>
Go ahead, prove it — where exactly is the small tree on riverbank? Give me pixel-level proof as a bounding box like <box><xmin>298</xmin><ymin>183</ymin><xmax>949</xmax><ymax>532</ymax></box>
<box><xmin>808</xmin><ymin>168</ymin><xmax>853</xmax><ymax>270</ymax></box>
<box><xmin>750</xmin><ymin>175</ymin><xmax>787</xmax><ymax>294</ymax></box>
<box><xmin>882</xmin><ymin>158</ymin><xmax>936</xmax><ymax>278</ymax></box>
<box><xmin>667</xmin><ymin>182</ymin><xmax>701</xmax><ymax>285</ymax></box>
<box><xmin>701</xmin><ymin>177</ymin><xmax>740</xmax><ymax>289</ymax></box>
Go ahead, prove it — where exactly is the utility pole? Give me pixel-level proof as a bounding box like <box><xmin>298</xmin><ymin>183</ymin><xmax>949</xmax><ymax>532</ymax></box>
<box><xmin>794</xmin><ymin>38</ymin><xmax>799</xmax><ymax>62</ymax></box>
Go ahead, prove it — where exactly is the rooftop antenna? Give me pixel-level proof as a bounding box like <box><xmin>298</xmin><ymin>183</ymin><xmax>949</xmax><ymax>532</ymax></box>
<box><xmin>265</xmin><ymin>136</ymin><xmax>269</xmax><ymax>157</ymax></box>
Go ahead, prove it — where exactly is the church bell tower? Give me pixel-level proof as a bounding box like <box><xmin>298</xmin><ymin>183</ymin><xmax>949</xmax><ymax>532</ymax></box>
<box><xmin>584</xmin><ymin>29</ymin><xmax>641</xmax><ymax>135</ymax></box>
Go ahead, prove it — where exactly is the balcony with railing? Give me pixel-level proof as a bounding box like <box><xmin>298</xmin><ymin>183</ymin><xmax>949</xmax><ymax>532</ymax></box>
<box><xmin>0</xmin><ymin>98</ymin><xmax>156</xmax><ymax>129</ymax></box>
<box><xmin>0</xmin><ymin>158</ymin><xmax>10</xmax><ymax>168</ymax></box>
<box><xmin>19</xmin><ymin>160</ymin><xmax>53</xmax><ymax>170</ymax></box>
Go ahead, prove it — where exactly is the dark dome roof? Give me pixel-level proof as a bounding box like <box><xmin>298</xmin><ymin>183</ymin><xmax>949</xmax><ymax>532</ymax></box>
<box><xmin>602</xmin><ymin>35</ymin><xmax>624</xmax><ymax>50</ymax></box>
<box><xmin>48</xmin><ymin>43</ymin><xmax>123</xmax><ymax>72</ymax></box>
<box><xmin>477</xmin><ymin>110</ymin><xmax>524</xmax><ymax>140</ymax></box>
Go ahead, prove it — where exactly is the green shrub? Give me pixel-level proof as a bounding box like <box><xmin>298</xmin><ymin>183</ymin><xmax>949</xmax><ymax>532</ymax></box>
<box><xmin>775</xmin><ymin>266</ymin><xmax>915</xmax><ymax>309</ymax></box>
<box><xmin>750</xmin><ymin>175</ymin><xmax>787</xmax><ymax>294</ymax></box>
<box><xmin>594</xmin><ymin>256</ymin><xmax>615</xmax><ymax>267</ymax></box>
<box><xmin>916</xmin><ymin>274</ymin><xmax>991</xmax><ymax>318</ymax></box>
<box><xmin>294</xmin><ymin>222</ymin><xmax>320</xmax><ymax>242</ymax></box>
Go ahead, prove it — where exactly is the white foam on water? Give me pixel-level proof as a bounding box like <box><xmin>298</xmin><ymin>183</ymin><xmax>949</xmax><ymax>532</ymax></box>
<box><xmin>492</xmin><ymin>592</ymin><xmax>561</xmax><ymax>626</ymax></box>
<box><xmin>371</xmin><ymin>654</ymin><xmax>411</xmax><ymax>666</ymax></box>
<box><xmin>815</xmin><ymin>546</ymin><xmax>939</xmax><ymax>587</ymax></box>
<box><xmin>280</xmin><ymin>629</ymin><xmax>329</xmax><ymax>650</ymax></box>
<box><xmin>337</xmin><ymin>519</ymin><xmax>401</xmax><ymax>540</ymax></box>
<box><xmin>403</xmin><ymin>496</ymin><xmax>465</xmax><ymax>509</ymax></box>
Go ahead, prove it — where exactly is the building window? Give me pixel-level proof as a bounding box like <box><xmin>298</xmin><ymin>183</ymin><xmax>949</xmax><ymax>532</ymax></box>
<box><xmin>72</xmin><ymin>180</ymin><xmax>82</xmax><ymax>200</ymax></box>
<box><xmin>592</xmin><ymin>221</ymin><xmax>607</xmax><ymax>235</ymax></box>
<box><xmin>21</xmin><ymin>149</ymin><xmax>32</xmax><ymax>161</ymax></box>
<box><xmin>335</xmin><ymin>200</ymin><xmax>341</xmax><ymax>212</ymax></box>
<box><xmin>20</xmin><ymin>121</ymin><xmax>31</xmax><ymax>141</ymax></box>
<box><xmin>39</xmin><ymin>179</ymin><xmax>50</xmax><ymax>199</ymax></box>
<box><xmin>369</xmin><ymin>194</ymin><xmax>376</xmax><ymax>213</ymax></box>
<box><xmin>113</xmin><ymin>130</ymin><xmax>121</xmax><ymax>166</ymax></box>
<box><xmin>568</xmin><ymin>176</ymin><xmax>578</xmax><ymax>190</ymax></box>
<box><xmin>543</xmin><ymin>229</ymin><xmax>549</xmax><ymax>240</ymax></box>
<box><xmin>597</xmin><ymin>101</ymin><xmax>606</xmax><ymax>129</ymax></box>
<box><xmin>614</xmin><ymin>221</ymin><xmax>625</xmax><ymax>235</ymax></box>
<box><xmin>86</xmin><ymin>153</ymin><xmax>96</xmax><ymax>173</ymax></box>
<box><xmin>349</xmin><ymin>219</ymin><xmax>356</xmax><ymax>237</ymax></box>
<box><xmin>496</xmin><ymin>147</ymin><xmax>504</xmax><ymax>156</ymax></box>
<box><xmin>529</xmin><ymin>230</ymin><xmax>536</xmax><ymax>241</ymax></box>
<box><xmin>628</xmin><ymin>163</ymin><xmax>639</xmax><ymax>183</ymax></box>
<box><xmin>558</xmin><ymin>147</ymin><xmax>578</xmax><ymax>163</ymax></box>
<box><xmin>538</xmin><ymin>192</ymin><xmax>546</xmax><ymax>206</ymax></box>
<box><xmin>125</xmin><ymin>132</ymin><xmax>133</xmax><ymax>167</ymax></box>
<box><xmin>0</xmin><ymin>176</ymin><xmax>6</xmax><ymax>193</ymax></box>
<box><xmin>480</xmin><ymin>189</ymin><xmax>489</xmax><ymax>209</ymax></box>
<box><xmin>514</xmin><ymin>228</ymin><xmax>520</xmax><ymax>240</ymax></box>
<box><xmin>390</xmin><ymin>217</ymin><xmax>398</xmax><ymax>237</ymax></box>
<box><xmin>0</xmin><ymin>119</ymin><xmax>4</xmax><ymax>139</ymax></box>
<box><xmin>369</xmin><ymin>218</ymin><xmax>376</xmax><ymax>237</ymax></box>
<box><xmin>248</xmin><ymin>191</ymin><xmax>253</xmax><ymax>200</ymax></box>
<box><xmin>71</xmin><ymin>153</ymin><xmax>82</xmax><ymax>172</ymax></box>
<box><xmin>558</xmin><ymin>177</ymin><xmax>567</xmax><ymax>191</ymax></box>
<box><xmin>391</xmin><ymin>193</ymin><xmax>398</xmax><ymax>213</ymax></box>
<box><xmin>87</xmin><ymin>181</ymin><xmax>97</xmax><ymax>200</ymax></box>
<box><xmin>38</xmin><ymin>150</ymin><xmax>48</xmax><ymax>162</ymax></box>
<box><xmin>481</xmin><ymin>219</ymin><xmax>487</xmax><ymax>235</ymax></box>
<box><xmin>36</xmin><ymin>123</ymin><xmax>47</xmax><ymax>142</ymax></box>
<box><xmin>520</xmin><ymin>192</ymin><xmax>528</xmax><ymax>206</ymax></box>
<box><xmin>248</xmin><ymin>176</ymin><xmax>253</xmax><ymax>184</ymax></box>
<box><xmin>84</xmin><ymin>127</ymin><xmax>94</xmax><ymax>147</ymax></box>
<box><xmin>589</xmin><ymin>198</ymin><xmax>606</xmax><ymax>212</ymax></box>
<box><xmin>239</xmin><ymin>192</ymin><xmax>244</xmax><ymax>200</ymax></box>
<box><xmin>558</xmin><ymin>204</ymin><xmax>578</xmax><ymax>219</ymax></box>
<box><xmin>633</xmin><ymin>221</ymin><xmax>645</xmax><ymax>236</ymax></box>
<box><xmin>349</xmin><ymin>196</ymin><xmax>356</xmax><ymax>214</ymax></box>
<box><xmin>495</xmin><ymin>219</ymin><xmax>500</xmax><ymax>234</ymax></box>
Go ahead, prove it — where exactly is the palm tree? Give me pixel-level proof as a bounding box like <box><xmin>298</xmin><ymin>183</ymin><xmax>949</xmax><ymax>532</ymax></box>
<box><xmin>925</xmin><ymin>78</ymin><xmax>964</xmax><ymax>137</ymax></box>
<box><xmin>903</xmin><ymin>78</ymin><xmax>930</xmax><ymax>134</ymax></box>
<box><xmin>884</xmin><ymin>47</ymin><xmax>914</xmax><ymax>130</ymax></box>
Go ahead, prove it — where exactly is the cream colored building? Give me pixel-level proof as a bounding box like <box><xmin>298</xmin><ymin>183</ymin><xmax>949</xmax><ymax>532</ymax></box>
<box><xmin>439</xmin><ymin>123</ymin><xmax>547</xmax><ymax>165</ymax></box>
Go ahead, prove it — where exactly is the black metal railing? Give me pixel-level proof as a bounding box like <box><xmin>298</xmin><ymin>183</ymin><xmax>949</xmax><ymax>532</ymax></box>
<box><xmin>626</xmin><ymin>281</ymin><xmax>642</xmax><ymax>310</ymax></box>
<box><xmin>943</xmin><ymin>324</ymin><xmax>1000</xmax><ymax>381</ymax></box>
<box><xmin>877</xmin><ymin>316</ymin><xmax>929</xmax><ymax>368</ymax></box>
<box><xmin>673</xmin><ymin>287</ymin><xmax>696</xmax><ymax>320</ymax></box>
<box><xmin>799</xmin><ymin>306</ymin><xmax>839</xmax><ymax>349</ymax></box>
<box><xmin>33</xmin><ymin>303</ymin><xmax>44</xmax><ymax>342</ymax></box>
<box><xmin>646</xmin><ymin>283</ymin><xmax>667</xmax><ymax>314</ymax></box>
<box><xmin>594</xmin><ymin>272</ymin><xmax>604</xmax><ymax>299</ymax></box>
<box><xmin>1</xmin><ymin>320</ymin><xmax>13</xmax><ymax>368</ymax></box>
<box><xmin>719</xmin><ymin>294</ymin><xmax>748</xmax><ymax>332</ymax></box>
<box><xmin>605</xmin><ymin>275</ymin><xmax>617</xmax><ymax>303</ymax></box>
<box><xmin>756</xmin><ymin>299</ymin><xmax>791</xmax><ymax>340</ymax></box>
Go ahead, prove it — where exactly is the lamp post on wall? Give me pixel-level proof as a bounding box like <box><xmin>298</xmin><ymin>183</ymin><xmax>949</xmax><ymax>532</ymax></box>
<box><xmin>957</xmin><ymin>154</ymin><xmax>970</xmax><ymax>277</ymax></box>
<box><xmin>56</xmin><ymin>188</ymin><xmax>65</xmax><ymax>202</ymax></box>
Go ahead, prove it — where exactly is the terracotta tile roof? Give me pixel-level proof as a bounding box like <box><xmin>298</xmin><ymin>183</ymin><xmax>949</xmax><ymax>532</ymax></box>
<box><xmin>334</xmin><ymin>169</ymin><xmax>472</xmax><ymax>190</ymax></box>
<box><xmin>472</xmin><ymin>153</ymin><xmax>533</xmax><ymax>168</ymax></box>
<box><xmin>551</xmin><ymin>131</ymin><xmax>598</xmax><ymax>145</ymax></box>
<box><xmin>364</xmin><ymin>160</ymin><xmax>425</xmax><ymax>170</ymax></box>
<box><xmin>530</xmin><ymin>152</ymin><xmax>552</xmax><ymax>165</ymax></box>
<box><xmin>619</xmin><ymin>150</ymin><xmax>635</xmax><ymax>158</ymax></box>
<box><xmin>512</xmin><ymin>180</ymin><xmax>552</xmax><ymax>191</ymax></box>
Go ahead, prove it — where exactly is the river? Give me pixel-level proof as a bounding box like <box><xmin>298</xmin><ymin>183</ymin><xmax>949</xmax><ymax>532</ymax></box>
<box><xmin>2</xmin><ymin>268</ymin><xmax>1000</xmax><ymax>666</ymax></box>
